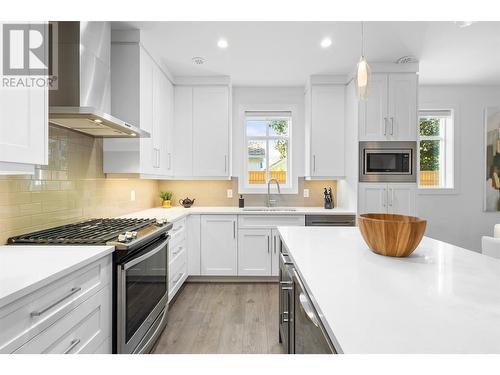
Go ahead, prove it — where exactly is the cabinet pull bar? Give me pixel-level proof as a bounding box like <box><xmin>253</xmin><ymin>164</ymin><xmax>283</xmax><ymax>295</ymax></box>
<box><xmin>390</xmin><ymin>117</ymin><xmax>394</xmax><ymax>135</ymax></box>
<box><xmin>31</xmin><ymin>287</ymin><xmax>82</xmax><ymax>317</ymax></box>
<box><xmin>63</xmin><ymin>338</ymin><xmax>81</xmax><ymax>354</ymax></box>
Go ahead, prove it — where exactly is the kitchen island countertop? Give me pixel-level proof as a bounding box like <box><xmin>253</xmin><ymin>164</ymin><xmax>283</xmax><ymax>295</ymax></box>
<box><xmin>278</xmin><ymin>226</ymin><xmax>500</xmax><ymax>353</ymax></box>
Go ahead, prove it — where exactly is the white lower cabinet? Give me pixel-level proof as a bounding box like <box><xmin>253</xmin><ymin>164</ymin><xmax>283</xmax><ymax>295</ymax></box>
<box><xmin>168</xmin><ymin>217</ymin><xmax>188</xmax><ymax>301</ymax></box>
<box><xmin>358</xmin><ymin>183</ymin><xmax>416</xmax><ymax>216</ymax></box>
<box><xmin>200</xmin><ymin>215</ymin><xmax>237</xmax><ymax>276</ymax></box>
<box><xmin>238</xmin><ymin>228</ymin><xmax>282</xmax><ymax>277</ymax></box>
<box><xmin>0</xmin><ymin>254</ymin><xmax>112</xmax><ymax>354</ymax></box>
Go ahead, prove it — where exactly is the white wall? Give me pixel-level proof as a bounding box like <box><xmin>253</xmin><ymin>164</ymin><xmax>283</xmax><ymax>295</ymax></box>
<box><xmin>232</xmin><ymin>87</ymin><xmax>305</xmax><ymax>193</ymax></box>
<box><xmin>418</xmin><ymin>85</ymin><xmax>500</xmax><ymax>252</ymax></box>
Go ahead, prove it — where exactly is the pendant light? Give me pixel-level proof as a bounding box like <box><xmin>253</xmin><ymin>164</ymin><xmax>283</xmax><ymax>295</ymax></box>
<box><xmin>356</xmin><ymin>21</ymin><xmax>371</xmax><ymax>100</ymax></box>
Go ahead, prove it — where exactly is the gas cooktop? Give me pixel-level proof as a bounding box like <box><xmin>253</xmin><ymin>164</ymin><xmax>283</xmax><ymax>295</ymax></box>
<box><xmin>6</xmin><ymin>218</ymin><xmax>172</xmax><ymax>250</ymax></box>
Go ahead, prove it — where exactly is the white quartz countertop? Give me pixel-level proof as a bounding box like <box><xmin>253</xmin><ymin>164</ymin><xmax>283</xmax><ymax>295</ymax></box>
<box><xmin>120</xmin><ymin>206</ymin><xmax>355</xmax><ymax>222</ymax></box>
<box><xmin>0</xmin><ymin>245</ymin><xmax>114</xmax><ymax>307</ymax></box>
<box><xmin>278</xmin><ymin>226</ymin><xmax>500</xmax><ymax>353</ymax></box>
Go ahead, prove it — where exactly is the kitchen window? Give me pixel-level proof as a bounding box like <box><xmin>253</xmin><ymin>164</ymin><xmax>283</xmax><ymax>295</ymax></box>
<box><xmin>418</xmin><ymin>110</ymin><xmax>454</xmax><ymax>189</ymax></box>
<box><xmin>243</xmin><ymin>111</ymin><xmax>292</xmax><ymax>190</ymax></box>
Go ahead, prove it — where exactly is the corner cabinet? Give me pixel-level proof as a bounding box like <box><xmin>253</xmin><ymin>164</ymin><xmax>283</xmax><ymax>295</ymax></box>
<box><xmin>305</xmin><ymin>80</ymin><xmax>345</xmax><ymax>178</ymax></box>
<box><xmin>358</xmin><ymin>183</ymin><xmax>416</xmax><ymax>216</ymax></box>
<box><xmin>358</xmin><ymin>73</ymin><xmax>417</xmax><ymax>141</ymax></box>
<box><xmin>103</xmin><ymin>38</ymin><xmax>174</xmax><ymax>178</ymax></box>
<box><xmin>173</xmin><ymin>85</ymin><xmax>231</xmax><ymax>178</ymax></box>
<box><xmin>0</xmin><ymin>23</ymin><xmax>48</xmax><ymax>175</ymax></box>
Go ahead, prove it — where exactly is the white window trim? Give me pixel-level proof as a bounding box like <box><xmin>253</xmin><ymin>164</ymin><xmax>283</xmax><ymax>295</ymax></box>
<box><xmin>243</xmin><ymin>114</ymin><xmax>292</xmax><ymax>192</ymax></box>
<box><xmin>237</xmin><ymin>105</ymin><xmax>298</xmax><ymax>194</ymax></box>
<box><xmin>417</xmin><ymin>104</ymin><xmax>460</xmax><ymax>195</ymax></box>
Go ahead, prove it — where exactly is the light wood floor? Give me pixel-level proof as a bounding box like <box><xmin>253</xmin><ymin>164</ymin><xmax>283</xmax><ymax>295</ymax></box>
<box><xmin>153</xmin><ymin>282</ymin><xmax>284</xmax><ymax>354</ymax></box>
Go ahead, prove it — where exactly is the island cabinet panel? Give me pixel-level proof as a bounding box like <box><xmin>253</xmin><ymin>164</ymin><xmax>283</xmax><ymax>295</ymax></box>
<box><xmin>200</xmin><ymin>215</ymin><xmax>238</xmax><ymax>276</ymax></box>
<box><xmin>358</xmin><ymin>183</ymin><xmax>416</xmax><ymax>216</ymax></box>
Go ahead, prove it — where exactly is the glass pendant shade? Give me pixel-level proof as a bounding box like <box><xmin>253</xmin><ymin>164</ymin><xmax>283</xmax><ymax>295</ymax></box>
<box><xmin>356</xmin><ymin>56</ymin><xmax>370</xmax><ymax>100</ymax></box>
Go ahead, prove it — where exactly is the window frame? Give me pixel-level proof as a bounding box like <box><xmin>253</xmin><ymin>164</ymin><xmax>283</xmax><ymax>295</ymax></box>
<box><xmin>242</xmin><ymin>112</ymin><xmax>293</xmax><ymax>191</ymax></box>
<box><xmin>417</xmin><ymin>109</ymin><xmax>456</xmax><ymax>193</ymax></box>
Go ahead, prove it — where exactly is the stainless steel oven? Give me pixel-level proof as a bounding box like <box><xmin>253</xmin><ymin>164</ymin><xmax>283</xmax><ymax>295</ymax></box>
<box><xmin>116</xmin><ymin>234</ymin><xmax>169</xmax><ymax>354</ymax></box>
<box><xmin>359</xmin><ymin>141</ymin><xmax>416</xmax><ymax>182</ymax></box>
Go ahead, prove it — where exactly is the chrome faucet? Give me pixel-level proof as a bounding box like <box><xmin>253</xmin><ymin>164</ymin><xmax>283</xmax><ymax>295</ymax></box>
<box><xmin>267</xmin><ymin>178</ymin><xmax>281</xmax><ymax>207</ymax></box>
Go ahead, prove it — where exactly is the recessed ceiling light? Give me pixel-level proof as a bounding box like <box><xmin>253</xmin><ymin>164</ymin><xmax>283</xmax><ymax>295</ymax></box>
<box><xmin>217</xmin><ymin>39</ymin><xmax>228</xmax><ymax>49</ymax></box>
<box><xmin>192</xmin><ymin>56</ymin><xmax>205</xmax><ymax>65</ymax></box>
<box><xmin>320</xmin><ymin>37</ymin><xmax>332</xmax><ymax>48</ymax></box>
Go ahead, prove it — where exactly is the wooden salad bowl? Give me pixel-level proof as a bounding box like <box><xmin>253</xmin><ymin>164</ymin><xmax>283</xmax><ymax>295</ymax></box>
<box><xmin>358</xmin><ymin>213</ymin><xmax>427</xmax><ymax>257</ymax></box>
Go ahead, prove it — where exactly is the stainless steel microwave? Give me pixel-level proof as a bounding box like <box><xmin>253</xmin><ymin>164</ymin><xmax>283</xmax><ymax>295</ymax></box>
<box><xmin>359</xmin><ymin>141</ymin><xmax>417</xmax><ymax>183</ymax></box>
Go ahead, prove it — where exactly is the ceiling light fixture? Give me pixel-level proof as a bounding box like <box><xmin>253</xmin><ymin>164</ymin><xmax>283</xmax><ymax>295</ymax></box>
<box><xmin>320</xmin><ymin>37</ymin><xmax>332</xmax><ymax>48</ymax></box>
<box><xmin>217</xmin><ymin>39</ymin><xmax>228</xmax><ymax>49</ymax></box>
<box><xmin>356</xmin><ymin>22</ymin><xmax>371</xmax><ymax>101</ymax></box>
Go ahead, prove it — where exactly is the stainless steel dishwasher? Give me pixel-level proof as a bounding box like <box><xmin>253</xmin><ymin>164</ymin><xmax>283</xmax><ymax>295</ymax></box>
<box><xmin>305</xmin><ymin>215</ymin><xmax>356</xmax><ymax>227</ymax></box>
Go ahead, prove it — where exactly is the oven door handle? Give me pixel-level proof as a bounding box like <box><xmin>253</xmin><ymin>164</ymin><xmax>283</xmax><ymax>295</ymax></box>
<box><xmin>123</xmin><ymin>237</ymin><xmax>169</xmax><ymax>270</ymax></box>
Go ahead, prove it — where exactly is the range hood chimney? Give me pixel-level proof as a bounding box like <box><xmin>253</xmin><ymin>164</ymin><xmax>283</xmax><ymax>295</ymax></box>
<box><xmin>48</xmin><ymin>22</ymin><xmax>149</xmax><ymax>138</ymax></box>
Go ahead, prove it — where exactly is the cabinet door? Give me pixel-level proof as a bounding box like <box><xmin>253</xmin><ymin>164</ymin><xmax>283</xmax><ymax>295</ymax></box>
<box><xmin>358</xmin><ymin>74</ymin><xmax>388</xmax><ymax>141</ymax></box>
<box><xmin>238</xmin><ymin>229</ymin><xmax>272</xmax><ymax>276</ymax></box>
<box><xmin>0</xmin><ymin>24</ymin><xmax>48</xmax><ymax>168</ymax></box>
<box><xmin>173</xmin><ymin>86</ymin><xmax>193</xmax><ymax>177</ymax></box>
<box><xmin>387</xmin><ymin>74</ymin><xmax>417</xmax><ymax>141</ymax></box>
<box><xmin>152</xmin><ymin>68</ymin><xmax>172</xmax><ymax>175</ymax></box>
<box><xmin>310</xmin><ymin>85</ymin><xmax>345</xmax><ymax>177</ymax></box>
<box><xmin>200</xmin><ymin>215</ymin><xmax>237</xmax><ymax>276</ymax></box>
<box><xmin>139</xmin><ymin>48</ymin><xmax>154</xmax><ymax>174</ymax></box>
<box><xmin>164</xmin><ymin>76</ymin><xmax>174</xmax><ymax>176</ymax></box>
<box><xmin>187</xmin><ymin>214</ymin><xmax>201</xmax><ymax>276</ymax></box>
<box><xmin>358</xmin><ymin>183</ymin><xmax>388</xmax><ymax>214</ymax></box>
<box><xmin>271</xmin><ymin>229</ymin><xmax>281</xmax><ymax>277</ymax></box>
<box><xmin>387</xmin><ymin>183</ymin><xmax>416</xmax><ymax>216</ymax></box>
<box><xmin>192</xmin><ymin>86</ymin><xmax>229</xmax><ymax>177</ymax></box>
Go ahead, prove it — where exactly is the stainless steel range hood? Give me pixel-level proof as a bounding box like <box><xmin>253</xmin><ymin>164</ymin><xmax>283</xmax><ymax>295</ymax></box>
<box><xmin>48</xmin><ymin>22</ymin><xmax>149</xmax><ymax>138</ymax></box>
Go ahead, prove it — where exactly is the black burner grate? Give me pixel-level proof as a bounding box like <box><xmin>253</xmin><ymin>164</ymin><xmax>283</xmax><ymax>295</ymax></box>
<box><xmin>7</xmin><ymin>218</ymin><xmax>155</xmax><ymax>245</ymax></box>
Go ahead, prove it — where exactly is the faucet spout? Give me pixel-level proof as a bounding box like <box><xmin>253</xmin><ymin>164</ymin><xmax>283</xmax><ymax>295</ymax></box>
<box><xmin>267</xmin><ymin>178</ymin><xmax>281</xmax><ymax>207</ymax></box>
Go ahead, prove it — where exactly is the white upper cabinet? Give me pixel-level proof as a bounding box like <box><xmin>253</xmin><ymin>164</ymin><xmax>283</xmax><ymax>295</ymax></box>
<box><xmin>0</xmin><ymin>23</ymin><xmax>48</xmax><ymax>174</ymax></box>
<box><xmin>173</xmin><ymin>84</ymin><xmax>231</xmax><ymax>178</ymax></box>
<box><xmin>359</xmin><ymin>73</ymin><xmax>417</xmax><ymax>141</ymax></box>
<box><xmin>305</xmin><ymin>78</ymin><xmax>346</xmax><ymax>179</ymax></box>
<box><xmin>103</xmin><ymin>37</ymin><xmax>173</xmax><ymax>178</ymax></box>
<box><xmin>358</xmin><ymin>183</ymin><xmax>416</xmax><ymax>216</ymax></box>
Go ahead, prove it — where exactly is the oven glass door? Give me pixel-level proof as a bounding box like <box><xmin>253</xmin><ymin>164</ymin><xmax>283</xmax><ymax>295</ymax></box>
<box><xmin>365</xmin><ymin>150</ymin><xmax>411</xmax><ymax>174</ymax></box>
<box><xmin>118</xmin><ymin>236</ymin><xmax>169</xmax><ymax>353</ymax></box>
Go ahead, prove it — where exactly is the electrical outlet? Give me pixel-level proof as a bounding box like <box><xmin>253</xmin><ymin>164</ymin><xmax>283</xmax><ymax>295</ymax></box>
<box><xmin>130</xmin><ymin>190</ymin><xmax>136</xmax><ymax>202</ymax></box>
<box><xmin>303</xmin><ymin>189</ymin><xmax>310</xmax><ymax>198</ymax></box>
<box><xmin>227</xmin><ymin>189</ymin><xmax>233</xmax><ymax>198</ymax></box>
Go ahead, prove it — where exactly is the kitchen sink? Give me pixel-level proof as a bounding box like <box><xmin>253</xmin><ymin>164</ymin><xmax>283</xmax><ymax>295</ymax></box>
<box><xmin>242</xmin><ymin>207</ymin><xmax>297</xmax><ymax>212</ymax></box>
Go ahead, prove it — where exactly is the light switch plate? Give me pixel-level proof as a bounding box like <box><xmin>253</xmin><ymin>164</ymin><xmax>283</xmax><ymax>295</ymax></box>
<box><xmin>130</xmin><ymin>190</ymin><xmax>136</xmax><ymax>201</ymax></box>
<box><xmin>303</xmin><ymin>189</ymin><xmax>310</xmax><ymax>198</ymax></box>
<box><xmin>227</xmin><ymin>189</ymin><xmax>233</xmax><ymax>198</ymax></box>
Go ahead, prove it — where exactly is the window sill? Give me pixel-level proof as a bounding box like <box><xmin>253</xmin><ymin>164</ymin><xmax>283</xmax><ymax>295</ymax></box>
<box><xmin>417</xmin><ymin>187</ymin><xmax>459</xmax><ymax>195</ymax></box>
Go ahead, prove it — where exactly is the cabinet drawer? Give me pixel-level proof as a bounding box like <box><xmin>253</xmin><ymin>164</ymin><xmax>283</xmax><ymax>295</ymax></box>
<box><xmin>170</xmin><ymin>218</ymin><xmax>187</xmax><ymax>245</ymax></box>
<box><xmin>169</xmin><ymin>239</ymin><xmax>187</xmax><ymax>267</ymax></box>
<box><xmin>238</xmin><ymin>215</ymin><xmax>305</xmax><ymax>229</ymax></box>
<box><xmin>13</xmin><ymin>286</ymin><xmax>111</xmax><ymax>354</ymax></box>
<box><xmin>0</xmin><ymin>255</ymin><xmax>111</xmax><ymax>353</ymax></box>
<box><xmin>169</xmin><ymin>241</ymin><xmax>187</xmax><ymax>278</ymax></box>
<box><xmin>168</xmin><ymin>263</ymin><xmax>187</xmax><ymax>302</ymax></box>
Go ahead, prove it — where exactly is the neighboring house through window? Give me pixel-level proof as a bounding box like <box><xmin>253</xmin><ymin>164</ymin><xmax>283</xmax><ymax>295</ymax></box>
<box><xmin>418</xmin><ymin>110</ymin><xmax>454</xmax><ymax>189</ymax></box>
<box><xmin>243</xmin><ymin>111</ymin><xmax>291</xmax><ymax>190</ymax></box>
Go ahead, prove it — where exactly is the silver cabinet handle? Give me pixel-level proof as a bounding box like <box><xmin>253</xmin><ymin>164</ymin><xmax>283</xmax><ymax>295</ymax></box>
<box><xmin>233</xmin><ymin>220</ymin><xmax>236</xmax><ymax>239</ymax></box>
<box><xmin>390</xmin><ymin>117</ymin><xmax>394</xmax><ymax>135</ymax></box>
<box><xmin>382</xmin><ymin>188</ymin><xmax>387</xmax><ymax>208</ymax></box>
<box><xmin>313</xmin><ymin>155</ymin><xmax>316</xmax><ymax>173</ymax></box>
<box><xmin>168</xmin><ymin>152</ymin><xmax>172</xmax><ymax>170</ymax></box>
<box><xmin>384</xmin><ymin>117</ymin><xmax>387</xmax><ymax>136</ymax></box>
<box><xmin>281</xmin><ymin>311</ymin><xmax>289</xmax><ymax>324</ymax></box>
<box><xmin>172</xmin><ymin>272</ymin><xmax>183</xmax><ymax>284</ymax></box>
<box><xmin>267</xmin><ymin>235</ymin><xmax>270</xmax><ymax>253</ymax></box>
<box><xmin>172</xmin><ymin>246</ymin><xmax>183</xmax><ymax>256</ymax></box>
<box><xmin>299</xmin><ymin>293</ymin><xmax>320</xmax><ymax>328</ymax></box>
<box><xmin>63</xmin><ymin>338</ymin><xmax>81</xmax><ymax>354</ymax></box>
<box><xmin>224</xmin><ymin>155</ymin><xmax>227</xmax><ymax>173</ymax></box>
<box><xmin>273</xmin><ymin>235</ymin><xmax>277</xmax><ymax>254</ymax></box>
<box><xmin>31</xmin><ymin>287</ymin><xmax>82</xmax><ymax>317</ymax></box>
<box><xmin>280</xmin><ymin>281</ymin><xmax>293</xmax><ymax>291</ymax></box>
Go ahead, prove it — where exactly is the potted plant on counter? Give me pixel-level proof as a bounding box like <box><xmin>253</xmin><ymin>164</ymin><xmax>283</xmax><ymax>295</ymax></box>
<box><xmin>160</xmin><ymin>191</ymin><xmax>173</xmax><ymax>208</ymax></box>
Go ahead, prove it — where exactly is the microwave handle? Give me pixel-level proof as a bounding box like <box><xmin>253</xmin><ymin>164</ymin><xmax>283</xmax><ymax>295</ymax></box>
<box><xmin>123</xmin><ymin>237</ymin><xmax>169</xmax><ymax>270</ymax></box>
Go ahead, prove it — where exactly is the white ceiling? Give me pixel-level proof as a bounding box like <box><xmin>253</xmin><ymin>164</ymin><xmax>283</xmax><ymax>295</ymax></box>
<box><xmin>112</xmin><ymin>21</ymin><xmax>500</xmax><ymax>86</ymax></box>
